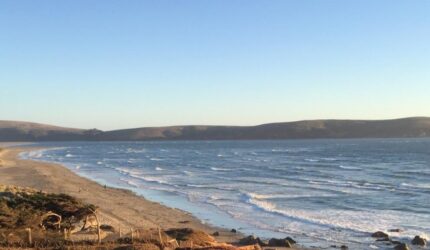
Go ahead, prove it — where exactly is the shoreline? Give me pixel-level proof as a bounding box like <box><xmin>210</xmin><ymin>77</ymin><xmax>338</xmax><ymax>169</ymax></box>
<box><xmin>0</xmin><ymin>146</ymin><xmax>245</xmax><ymax>245</ymax></box>
<box><xmin>0</xmin><ymin>143</ymin><xmax>426</xmax><ymax>250</ymax></box>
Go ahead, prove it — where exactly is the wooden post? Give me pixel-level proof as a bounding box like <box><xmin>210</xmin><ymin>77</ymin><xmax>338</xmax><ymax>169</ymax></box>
<box><xmin>119</xmin><ymin>225</ymin><xmax>122</xmax><ymax>238</ymax></box>
<box><xmin>63</xmin><ymin>228</ymin><xmax>67</xmax><ymax>240</ymax></box>
<box><xmin>130</xmin><ymin>228</ymin><xmax>134</xmax><ymax>243</ymax></box>
<box><xmin>89</xmin><ymin>208</ymin><xmax>101</xmax><ymax>244</ymax></box>
<box><xmin>25</xmin><ymin>228</ymin><xmax>32</xmax><ymax>245</ymax></box>
<box><xmin>158</xmin><ymin>227</ymin><xmax>164</xmax><ymax>246</ymax></box>
<box><xmin>97</xmin><ymin>221</ymin><xmax>101</xmax><ymax>243</ymax></box>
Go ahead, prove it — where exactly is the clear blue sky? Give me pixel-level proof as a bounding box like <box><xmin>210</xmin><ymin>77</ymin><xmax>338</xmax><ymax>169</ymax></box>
<box><xmin>1</xmin><ymin>1</ymin><xmax>429</xmax><ymax>130</ymax></box>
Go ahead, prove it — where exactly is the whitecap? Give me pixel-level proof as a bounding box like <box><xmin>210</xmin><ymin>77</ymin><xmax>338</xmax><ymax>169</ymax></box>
<box><xmin>150</xmin><ymin>158</ymin><xmax>163</xmax><ymax>161</ymax></box>
<box><xmin>272</xmin><ymin>148</ymin><xmax>312</xmax><ymax>153</ymax></box>
<box><xmin>134</xmin><ymin>175</ymin><xmax>168</xmax><ymax>185</ymax></box>
<box><xmin>339</xmin><ymin>165</ymin><xmax>361</xmax><ymax>170</ymax></box>
<box><xmin>183</xmin><ymin>170</ymin><xmax>194</xmax><ymax>176</ymax></box>
<box><xmin>126</xmin><ymin>148</ymin><xmax>146</xmax><ymax>153</ymax></box>
<box><xmin>119</xmin><ymin>178</ymin><xmax>139</xmax><ymax>187</ymax></box>
<box><xmin>246</xmin><ymin>192</ymin><xmax>279</xmax><ymax>200</ymax></box>
<box><xmin>322</xmin><ymin>157</ymin><xmax>337</xmax><ymax>161</ymax></box>
<box><xmin>305</xmin><ymin>158</ymin><xmax>319</xmax><ymax>162</ymax></box>
<box><xmin>187</xmin><ymin>184</ymin><xmax>207</xmax><ymax>188</ymax></box>
<box><xmin>401</xmin><ymin>183</ymin><xmax>430</xmax><ymax>189</ymax></box>
<box><xmin>210</xmin><ymin>167</ymin><xmax>231</xmax><ymax>171</ymax></box>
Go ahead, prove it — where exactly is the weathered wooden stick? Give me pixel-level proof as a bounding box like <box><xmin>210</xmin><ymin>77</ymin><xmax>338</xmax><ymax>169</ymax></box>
<box><xmin>40</xmin><ymin>211</ymin><xmax>62</xmax><ymax>230</ymax></box>
<box><xmin>130</xmin><ymin>227</ymin><xmax>134</xmax><ymax>243</ymax></box>
<box><xmin>89</xmin><ymin>208</ymin><xmax>101</xmax><ymax>244</ymax></box>
<box><xmin>25</xmin><ymin>228</ymin><xmax>32</xmax><ymax>245</ymax></box>
<box><xmin>158</xmin><ymin>227</ymin><xmax>164</xmax><ymax>246</ymax></box>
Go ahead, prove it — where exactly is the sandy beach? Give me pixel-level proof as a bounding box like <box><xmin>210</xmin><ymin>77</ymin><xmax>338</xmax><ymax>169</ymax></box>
<box><xmin>0</xmin><ymin>146</ymin><xmax>243</xmax><ymax>245</ymax></box>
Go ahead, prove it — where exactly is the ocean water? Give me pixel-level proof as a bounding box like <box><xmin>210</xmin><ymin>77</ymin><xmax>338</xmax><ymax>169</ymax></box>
<box><xmin>21</xmin><ymin>139</ymin><xmax>430</xmax><ymax>249</ymax></box>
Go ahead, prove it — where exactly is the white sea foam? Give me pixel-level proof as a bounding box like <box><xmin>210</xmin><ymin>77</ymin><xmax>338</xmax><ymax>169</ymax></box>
<box><xmin>339</xmin><ymin>165</ymin><xmax>361</xmax><ymax>170</ymax></box>
<box><xmin>210</xmin><ymin>167</ymin><xmax>230</xmax><ymax>171</ymax></box>
<box><xmin>187</xmin><ymin>184</ymin><xmax>208</xmax><ymax>188</ymax></box>
<box><xmin>155</xmin><ymin>167</ymin><xmax>163</xmax><ymax>171</ymax></box>
<box><xmin>26</xmin><ymin>150</ymin><xmax>44</xmax><ymax>158</ymax></box>
<box><xmin>322</xmin><ymin>157</ymin><xmax>337</xmax><ymax>161</ymax></box>
<box><xmin>183</xmin><ymin>170</ymin><xmax>194</xmax><ymax>176</ymax></box>
<box><xmin>247</xmin><ymin>192</ymin><xmax>336</xmax><ymax>200</ymax></box>
<box><xmin>401</xmin><ymin>182</ymin><xmax>430</xmax><ymax>189</ymax></box>
<box><xmin>21</xmin><ymin>147</ymin><xmax>73</xmax><ymax>160</ymax></box>
<box><xmin>115</xmin><ymin>167</ymin><xmax>142</xmax><ymax>176</ymax></box>
<box><xmin>150</xmin><ymin>158</ymin><xmax>163</xmax><ymax>161</ymax></box>
<box><xmin>65</xmin><ymin>153</ymin><xmax>74</xmax><ymax>158</ymax></box>
<box><xmin>129</xmin><ymin>174</ymin><xmax>168</xmax><ymax>185</ymax></box>
<box><xmin>272</xmin><ymin>148</ymin><xmax>311</xmax><ymax>153</ymax></box>
<box><xmin>246</xmin><ymin>192</ymin><xmax>295</xmax><ymax>200</ymax></box>
<box><xmin>305</xmin><ymin>158</ymin><xmax>319</xmax><ymax>162</ymax></box>
<box><xmin>126</xmin><ymin>148</ymin><xmax>146</xmax><ymax>153</ymax></box>
<box><xmin>115</xmin><ymin>168</ymin><xmax>168</xmax><ymax>184</ymax></box>
<box><xmin>271</xmin><ymin>149</ymin><xmax>283</xmax><ymax>152</ymax></box>
<box><xmin>244</xmin><ymin>193</ymin><xmax>413</xmax><ymax>235</ymax></box>
<box><xmin>120</xmin><ymin>178</ymin><xmax>139</xmax><ymax>187</ymax></box>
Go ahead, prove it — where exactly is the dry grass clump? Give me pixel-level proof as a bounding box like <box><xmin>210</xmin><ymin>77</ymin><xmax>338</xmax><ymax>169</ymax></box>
<box><xmin>0</xmin><ymin>186</ymin><xmax>255</xmax><ymax>250</ymax></box>
<box><xmin>165</xmin><ymin>228</ymin><xmax>216</xmax><ymax>247</ymax></box>
<box><xmin>0</xmin><ymin>185</ymin><xmax>95</xmax><ymax>230</ymax></box>
<box><xmin>0</xmin><ymin>185</ymin><xmax>99</xmax><ymax>248</ymax></box>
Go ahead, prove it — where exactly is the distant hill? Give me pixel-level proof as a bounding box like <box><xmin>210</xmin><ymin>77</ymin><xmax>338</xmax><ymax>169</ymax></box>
<box><xmin>0</xmin><ymin>121</ymin><xmax>100</xmax><ymax>141</ymax></box>
<box><xmin>1</xmin><ymin>117</ymin><xmax>430</xmax><ymax>141</ymax></box>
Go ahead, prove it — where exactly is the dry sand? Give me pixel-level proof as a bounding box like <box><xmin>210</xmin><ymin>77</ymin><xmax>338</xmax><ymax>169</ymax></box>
<box><xmin>0</xmin><ymin>146</ymin><xmax>241</xmax><ymax>244</ymax></box>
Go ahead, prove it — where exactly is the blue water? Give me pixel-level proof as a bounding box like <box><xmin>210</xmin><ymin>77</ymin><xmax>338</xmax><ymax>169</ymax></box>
<box><xmin>21</xmin><ymin>139</ymin><xmax>430</xmax><ymax>249</ymax></box>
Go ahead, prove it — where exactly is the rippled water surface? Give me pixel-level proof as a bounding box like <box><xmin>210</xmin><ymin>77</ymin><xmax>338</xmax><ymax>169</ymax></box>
<box><xmin>22</xmin><ymin>139</ymin><xmax>430</xmax><ymax>249</ymax></box>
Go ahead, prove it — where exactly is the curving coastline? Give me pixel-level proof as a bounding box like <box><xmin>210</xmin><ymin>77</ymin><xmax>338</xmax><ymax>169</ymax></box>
<box><xmin>0</xmin><ymin>146</ymin><xmax>246</xmax><ymax>245</ymax></box>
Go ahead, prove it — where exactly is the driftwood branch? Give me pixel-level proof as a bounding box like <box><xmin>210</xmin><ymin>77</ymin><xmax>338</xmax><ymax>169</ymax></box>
<box><xmin>40</xmin><ymin>211</ymin><xmax>62</xmax><ymax>230</ymax></box>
